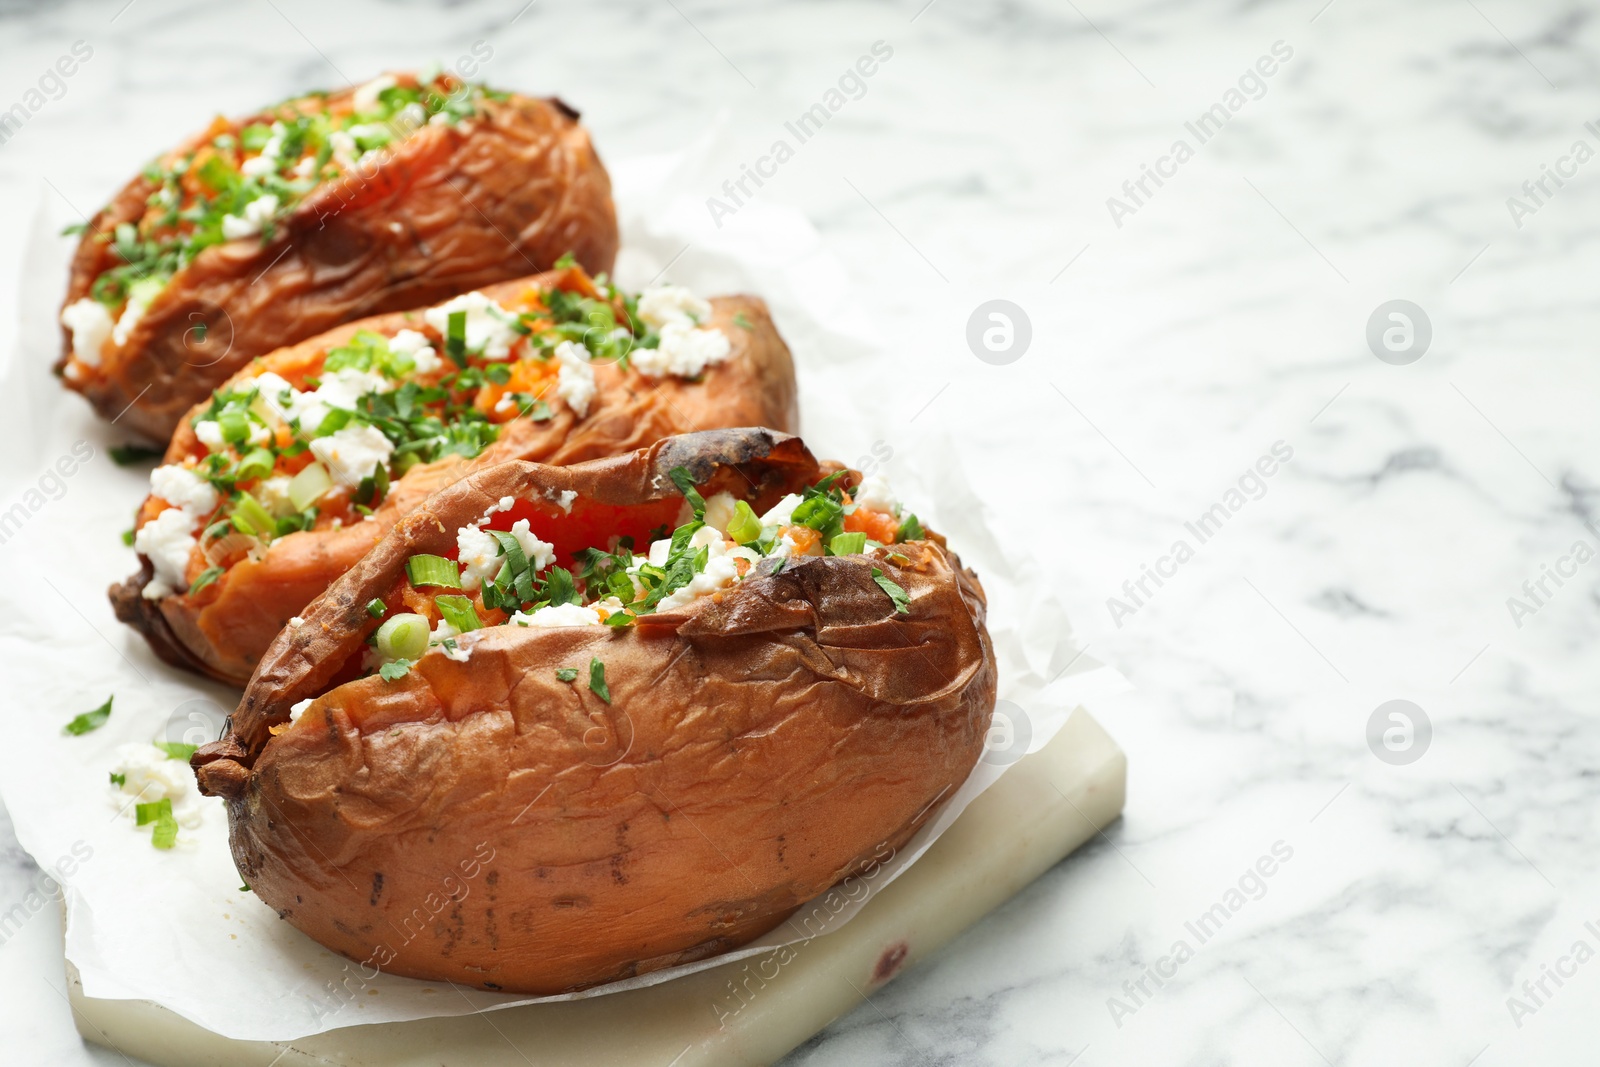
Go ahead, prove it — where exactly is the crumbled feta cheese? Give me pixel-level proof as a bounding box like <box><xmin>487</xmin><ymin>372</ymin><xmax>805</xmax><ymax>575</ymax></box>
<box><xmin>702</xmin><ymin>491</ymin><xmax>737</xmax><ymax>535</ymax></box>
<box><xmin>760</xmin><ymin>493</ymin><xmax>802</xmax><ymax>528</ymax></box>
<box><xmin>289</xmin><ymin>616</ymin><xmax>305</xmax><ymax>628</ymax></box>
<box><xmin>631</xmin><ymin>320</ymin><xmax>731</xmax><ymax>379</ymax></box>
<box><xmin>135</xmin><ymin>508</ymin><xmax>198</xmax><ymax>598</ymax></box>
<box><xmin>510</xmin><ymin>602</ymin><xmax>602</xmax><ymax>627</ymax></box>
<box><xmin>423</xmin><ymin>292</ymin><xmax>521</xmax><ymax>360</ymax></box>
<box><xmin>108</xmin><ymin>743</ymin><xmax>203</xmax><ymax>828</ymax></box>
<box><xmin>221</xmin><ymin>193</ymin><xmax>279</xmax><ymax>240</ymax></box>
<box><xmin>656</xmin><ymin>527</ymin><xmax>744</xmax><ymax>611</ymax></box>
<box><xmin>455</xmin><ymin>518</ymin><xmax>555</xmax><ymax>591</ymax></box>
<box><xmin>851</xmin><ymin>474</ymin><xmax>900</xmax><ymax>516</ymax></box>
<box><xmin>430</xmin><ymin>619</ymin><xmax>460</xmax><ymax>646</ymax></box>
<box><xmin>329</xmin><ymin>130</ymin><xmax>358</xmax><ymax>167</ymax></box>
<box><xmin>251</xmin><ymin>476</ymin><xmax>292</xmax><ymax>518</ymax></box>
<box><xmin>637</xmin><ymin>285</ymin><xmax>713</xmax><ymax>329</ymax></box>
<box><xmin>769</xmin><ymin>533</ymin><xmax>801</xmax><ymax>559</ymax></box>
<box><xmin>112</xmin><ymin>277</ymin><xmax>166</xmax><ymax>348</ymax></box>
<box><xmin>292</xmin><ymin>155</ymin><xmax>317</xmax><ymax>179</ymax></box>
<box><xmin>352</xmin><ymin>75</ymin><xmax>396</xmax><ymax>114</ymax></box>
<box><xmin>309</xmin><ymin>423</ymin><xmax>395</xmax><ymax>488</ymax></box>
<box><xmin>150</xmin><ymin>464</ymin><xmax>219</xmax><ymax>517</ymax></box>
<box><xmin>288</xmin><ymin>698</ymin><xmax>313</xmax><ymax>724</ymax></box>
<box><xmin>555</xmin><ymin>340</ymin><xmax>596</xmax><ymax>417</ymax></box>
<box><xmin>61</xmin><ymin>298</ymin><xmax>113</xmax><ymax>365</ymax></box>
<box><xmin>194</xmin><ymin>418</ymin><xmax>270</xmax><ymax>453</ymax></box>
<box><xmin>279</xmin><ymin>367</ymin><xmax>386</xmax><ymax>433</ymax></box>
<box><xmin>440</xmin><ymin>640</ymin><xmax>472</xmax><ymax>662</ymax></box>
<box><xmin>393</xmin><ymin>102</ymin><xmax>428</xmax><ymax>134</ymax></box>
<box><xmin>476</xmin><ymin>495</ymin><xmax>517</xmax><ymax>526</ymax></box>
<box><xmin>387</xmin><ymin>328</ymin><xmax>440</xmax><ymax>374</ymax></box>
<box><xmin>551</xmin><ymin>489</ymin><xmax>577</xmax><ymax>513</ymax></box>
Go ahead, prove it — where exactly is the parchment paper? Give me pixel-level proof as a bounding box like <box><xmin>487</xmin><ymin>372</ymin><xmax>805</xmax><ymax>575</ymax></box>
<box><xmin>0</xmin><ymin>127</ymin><xmax>1126</xmax><ymax>1041</ymax></box>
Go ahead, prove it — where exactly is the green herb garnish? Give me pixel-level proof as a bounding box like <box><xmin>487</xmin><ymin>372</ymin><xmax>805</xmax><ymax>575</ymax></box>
<box><xmin>870</xmin><ymin>567</ymin><xmax>911</xmax><ymax>615</ymax></box>
<box><xmin>588</xmin><ymin>657</ymin><xmax>611</xmax><ymax>704</ymax></box>
<box><xmin>65</xmin><ymin>696</ymin><xmax>113</xmax><ymax>736</ymax></box>
<box><xmin>555</xmin><ymin>667</ymin><xmax>578</xmax><ymax>682</ymax></box>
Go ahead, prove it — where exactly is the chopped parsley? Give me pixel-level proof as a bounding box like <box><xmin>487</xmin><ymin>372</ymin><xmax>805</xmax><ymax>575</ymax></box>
<box><xmin>588</xmin><ymin>657</ymin><xmax>611</xmax><ymax>704</ymax></box>
<box><xmin>871</xmin><ymin>568</ymin><xmax>912</xmax><ymax>615</ymax></box>
<box><xmin>64</xmin><ymin>696</ymin><xmax>113</xmax><ymax>736</ymax></box>
<box><xmin>555</xmin><ymin>667</ymin><xmax>578</xmax><ymax>682</ymax></box>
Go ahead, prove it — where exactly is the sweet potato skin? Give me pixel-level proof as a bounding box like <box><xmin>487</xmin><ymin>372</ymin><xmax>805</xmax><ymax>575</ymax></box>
<box><xmin>194</xmin><ymin>431</ymin><xmax>997</xmax><ymax>994</ymax></box>
<box><xmin>59</xmin><ymin>88</ymin><xmax>618</xmax><ymax>441</ymax></box>
<box><xmin>109</xmin><ymin>278</ymin><xmax>798</xmax><ymax>686</ymax></box>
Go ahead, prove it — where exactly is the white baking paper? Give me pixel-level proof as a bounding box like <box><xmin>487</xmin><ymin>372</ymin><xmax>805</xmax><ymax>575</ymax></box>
<box><xmin>0</xmin><ymin>126</ymin><xmax>1126</xmax><ymax>1041</ymax></box>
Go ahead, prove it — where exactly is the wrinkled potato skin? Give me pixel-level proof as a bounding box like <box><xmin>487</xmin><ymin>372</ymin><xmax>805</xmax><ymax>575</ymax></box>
<box><xmin>109</xmin><ymin>275</ymin><xmax>797</xmax><ymax>686</ymax></box>
<box><xmin>59</xmin><ymin>87</ymin><xmax>618</xmax><ymax>441</ymax></box>
<box><xmin>194</xmin><ymin>431</ymin><xmax>996</xmax><ymax>994</ymax></box>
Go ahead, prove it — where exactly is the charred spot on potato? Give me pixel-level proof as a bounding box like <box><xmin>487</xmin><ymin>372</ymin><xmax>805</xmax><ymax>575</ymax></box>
<box><xmin>369</xmin><ymin>872</ymin><xmax>384</xmax><ymax>906</ymax></box>
<box><xmin>873</xmin><ymin>941</ymin><xmax>909</xmax><ymax>983</ymax></box>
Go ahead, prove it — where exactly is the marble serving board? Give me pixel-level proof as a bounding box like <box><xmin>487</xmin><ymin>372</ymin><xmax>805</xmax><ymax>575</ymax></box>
<box><xmin>63</xmin><ymin>709</ymin><xmax>1123</xmax><ymax>1067</ymax></box>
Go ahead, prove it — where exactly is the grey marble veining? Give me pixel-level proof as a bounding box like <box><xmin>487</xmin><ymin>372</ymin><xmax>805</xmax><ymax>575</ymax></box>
<box><xmin>3</xmin><ymin>0</ymin><xmax>1600</xmax><ymax>1063</ymax></box>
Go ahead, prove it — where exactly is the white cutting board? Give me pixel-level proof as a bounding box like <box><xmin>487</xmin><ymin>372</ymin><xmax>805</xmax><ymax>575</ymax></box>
<box><xmin>66</xmin><ymin>708</ymin><xmax>1126</xmax><ymax>1067</ymax></box>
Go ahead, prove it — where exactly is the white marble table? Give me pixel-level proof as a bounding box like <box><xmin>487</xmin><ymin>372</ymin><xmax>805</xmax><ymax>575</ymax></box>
<box><xmin>3</xmin><ymin>0</ymin><xmax>1597</xmax><ymax>1063</ymax></box>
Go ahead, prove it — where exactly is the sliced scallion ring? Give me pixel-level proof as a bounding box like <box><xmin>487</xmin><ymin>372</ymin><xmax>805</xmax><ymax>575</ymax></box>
<box><xmin>374</xmin><ymin>613</ymin><xmax>430</xmax><ymax>661</ymax></box>
<box><xmin>287</xmin><ymin>461</ymin><xmax>333</xmax><ymax>511</ymax></box>
<box><xmin>406</xmin><ymin>553</ymin><xmax>462</xmax><ymax>589</ymax></box>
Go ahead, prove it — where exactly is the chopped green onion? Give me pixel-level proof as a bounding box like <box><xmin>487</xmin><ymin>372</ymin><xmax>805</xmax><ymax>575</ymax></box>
<box><xmin>897</xmin><ymin>513</ymin><xmax>924</xmax><ymax>542</ymax></box>
<box><xmin>365</xmin><ymin>598</ymin><xmax>386</xmax><ymax>619</ymax></box>
<box><xmin>216</xmin><ymin>409</ymin><xmax>252</xmax><ymax>445</ymax></box>
<box><xmin>406</xmin><ymin>554</ymin><xmax>462</xmax><ymax>589</ymax></box>
<box><xmin>668</xmin><ymin>466</ymin><xmax>705</xmax><ymax>517</ymax></box>
<box><xmin>435</xmin><ymin>595</ymin><xmax>482</xmax><ymax>633</ymax></box>
<box><xmin>189</xmin><ymin>566</ymin><xmax>225</xmax><ymax>594</ymax></box>
<box><xmin>829</xmin><ymin>532</ymin><xmax>867</xmax><ymax>556</ymax></box>
<box><xmin>732</xmin><ymin>312</ymin><xmax>754</xmax><ymax>330</ymax></box>
<box><xmin>109</xmin><ymin>772</ymin><xmax>126</xmax><ymax>786</ymax></box>
<box><xmin>65</xmin><ymin>696</ymin><xmax>113</xmax><ymax>736</ymax></box>
<box><xmin>154</xmin><ymin>742</ymin><xmax>198</xmax><ymax>760</ymax></box>
<box><xmin>121</xmin><ymin>528</ymin><xmax>135</xmax><ymax>547</ymax></box>
<box><xmin>234</xmin><ymin>447</ymin><xmax>275</xmax><ymax>484</ymax></box>
<box><xmin>355</xmin><ymin>461</ymin><xmax>389</xmax><ymax>507</ymax></box>
<box><xmin>287</xmin><ymin>461</ymin><xmax>333</xmax><ymax>510</ymax></box>
<box><xmin>375</xmin><ymin>614</ymin><xmax>430</xmax><ymax>661</ymax></box>
<box><xmin>870</xmin><ymin>567</ymin><xmax>911</xmax><ymax>615</ymax></box>
<box><xmin>379</xmin><ymin>658</ymin><xmax>413</xmax><ymax>681</ymax></box>
<box><xmin>446</xmin><ymin>310</ymin><xmax>468</xmax><ymax>366</ymax></box>
<box><xmin>555</xmin><ymin>667</ymin><xmax>578</xmax><ymax>682</ymax></box>
<box><xmin>136</xmin><ymin>798</ymin><xmax>171</xmax><ymax>826</ymax></box>
<box><xmin>230</xmin><ymin>493</ymin><xmax>275</xmax><ymax>538</ymax></box>
<box><xmin>726</xmin><ymin>500</ymin><xmax>762</xmax><ymax>545</ymax></box>
<box><xmin>589</xmin><ymin>657</ymin><xmax>611</xmax><ymax>704</ymax></box>
<box><xmin>554</xmin><ymin>251</ymin><xmax>577</xmax><ymax>269</ymax></box>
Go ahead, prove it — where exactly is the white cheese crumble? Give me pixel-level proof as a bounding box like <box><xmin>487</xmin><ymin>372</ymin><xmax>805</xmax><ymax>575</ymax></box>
<box><xmin>550</xmin><ymin>489</ymin><xmax>577</xmax><ymax>513</ymax></box>
<box><xmin>288</xmin><ymin>698</ymin><xmax>313</xmax><ymax>724</ymax></box>
<box><xmin>61</xmin><ymin>298</ymin><xmax>114</xmax><ymax>365</ymax></box>
<box><xmin>632</xmin><ymin>319</ymin><xmax>731</xmax><ymax>379</ymax></box>
<box><xmin>510</xmin><ymin>602</ymin><xmax>602</xmax><ymax>627</ymax></box>
<box><xmin>638</xmin><ymin>285</ymin><xmax>712</xmax><ymax>328</ymax></box>
<box><xmin>112</xmin><ymin>277</ymin><xmax>165</xmax><ymax>348</ymax></box>
<box><xmin>149</xmin><ymin>464</ymin><xmax>219</xmax><ymax>517</ymax></box>
<box><xmin>194</xmin><ymin>418</ymin><xmax>269</xmax><ymax>453</ymax></box>
<box><xmin>256</xmin><ymin>475</ymin><xmax>294</xmax><ymax>516</ymax></box>
<box><xmin>852</xmin><ymin>474</ymin><xmax>901</xmax><ymax>516</ymax></box>
<box><xmin>555</xmin><ymin>340</ymin><xmax>596</xmax><ymax>417</ymax></box>
<box><xmin>631</xmin><ymin>285</ymin><xmax>730</xmax><ymax>379</ymax></box>
<box><xmin>655</xmin><ymin>527</ymin><xmax>750</xmax><ymax>612</ymax></box>
<box><xmin>387</xmin><ymin>328</ymin><xmax>441</xmax><ymax>374</ymax></box>
<box><xmin>759</xmin><ymin>493</ymin><xmax>802</xmax><ymax>528</ymax></box>
<box><xmin>221</xmin><ymin>193</ymin><xmax>279</xmax><ymax>240</ymax></box>
<box><xmin>702</xmin><ymin>491</ymin><xmax>738</xmax><ymax>535</ymax></box>
<box><xmin>456</xmin><ymin>519</ymin><xmax>554</xmax><ymax>591</ymax></box>
<box><xmin>309</xmin><ymin>423</ymin><xmax>395</xmax><ymax>488</ymax></box>
<box><xmin>258</xmin><ymin>367</ymin><xmax>385</xmax><ymax>434</ymax></box>
<box><xmin>423</xmin><ymin>292</ymin><xmax>521</xmax><ymax>360</ymax></box>
<box><xmin>108</xmin><ymin>743</ymin><xmax>204</xmax><ymax>829</ymax></box>
<box><xmin>135</xmin><ymin>508</ymin><xmax>198</xmax><ymax>599</ymax></box>
<box><xmin>289</xmin><ymin>616</ymin><xmax>305</xmax><ymax>628</ymax></box>
<box><xmin>352</xmin><ymin>74</ymin><xmax>397</xmax><ymax>114</ymax></box>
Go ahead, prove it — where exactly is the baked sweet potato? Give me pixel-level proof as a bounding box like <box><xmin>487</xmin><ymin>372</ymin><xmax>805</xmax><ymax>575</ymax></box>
<box><xmin>58</xmin><ymin>70</ymin><xmax>617</xmax><ymax>441</ymax></box>
<box><xmin>110</xmin><ymin>269</ymin><xmax>796</xmax><ymax>687</ymax></box>
<box><xmin>192</xmin><ymin>428</ymin><xmax>996</xmax><ymax>994</ymax></box>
